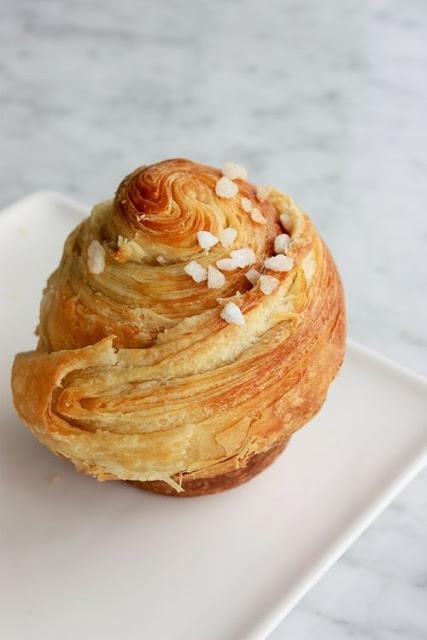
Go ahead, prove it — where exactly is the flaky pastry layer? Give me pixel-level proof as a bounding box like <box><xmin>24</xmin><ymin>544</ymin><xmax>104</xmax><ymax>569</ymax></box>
<box><xmin>12</xmin><ymin>159</ymin><xmax>345</xmax><ymax>492</ymax></box>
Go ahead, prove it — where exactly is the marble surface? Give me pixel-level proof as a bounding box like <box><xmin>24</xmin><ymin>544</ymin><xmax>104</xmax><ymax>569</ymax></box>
<box><xmin>1</xmin><ymin>0</ymin><xmax>426</xmax><ymax>638</ymax></box>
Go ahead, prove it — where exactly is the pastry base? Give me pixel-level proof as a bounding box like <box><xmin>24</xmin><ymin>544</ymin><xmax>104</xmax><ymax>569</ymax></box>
<box><xmin>129</xmin><ymin>438</ymin><xmax>290</xmax><ymax>497</ymax></box>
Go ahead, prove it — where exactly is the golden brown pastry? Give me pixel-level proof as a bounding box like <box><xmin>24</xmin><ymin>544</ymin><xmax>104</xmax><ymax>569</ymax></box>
<box><xmin>12</xmin><ymin>159</ymin><xmax>345</xmax><ymax>496</ymax></box>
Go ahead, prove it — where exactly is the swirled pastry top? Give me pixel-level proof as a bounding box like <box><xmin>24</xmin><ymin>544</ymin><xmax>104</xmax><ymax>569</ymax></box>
<box><xmin>12</xmin><ymin>158</ymin><xmax>345</xmax><ymax>491</ymax></box>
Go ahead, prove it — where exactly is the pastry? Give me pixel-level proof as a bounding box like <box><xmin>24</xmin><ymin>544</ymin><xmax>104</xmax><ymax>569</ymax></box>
<box><xmin>12</xmin><ymin>158</ymin><xmax>346</xmax><ymax>496</ymax></box>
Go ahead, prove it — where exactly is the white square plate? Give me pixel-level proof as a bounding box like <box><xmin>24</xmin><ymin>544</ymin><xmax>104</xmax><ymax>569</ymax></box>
<box><xmin>1</xmin><ymin>193</ymin><xmax>426</xmax><ymax>640</ymax></box>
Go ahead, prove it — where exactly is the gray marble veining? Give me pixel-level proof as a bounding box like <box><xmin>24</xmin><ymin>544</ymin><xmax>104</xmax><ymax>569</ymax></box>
<box><xmin>1</xmin><ymin>1</ymin><xmax>426</xmax><ymax>638</ymax></box>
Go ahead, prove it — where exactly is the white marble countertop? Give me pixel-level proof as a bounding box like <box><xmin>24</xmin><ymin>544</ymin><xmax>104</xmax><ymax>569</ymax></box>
<box><xmin>1</xmin><ymin>1</ymin><xmax>426</xmax><ymax>638</ymax></box>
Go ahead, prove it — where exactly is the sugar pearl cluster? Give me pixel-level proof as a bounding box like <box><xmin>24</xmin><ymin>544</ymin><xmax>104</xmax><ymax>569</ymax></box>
<box><xmin>240</xmin><ymin>192</ymin><xmax>269</xmax><ymax>226</ymax></box>
<box><xmin>214</xmin><ymin>162</ymin><xmax>271</xmax><ymax>229</ymax></box>
<box><xmin>180</xmin><ymin>162</ymin><xmax>295</xmax><ymax>326</ymax></box>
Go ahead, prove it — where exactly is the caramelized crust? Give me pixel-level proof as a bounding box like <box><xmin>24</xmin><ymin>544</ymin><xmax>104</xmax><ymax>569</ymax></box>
<box><xmin>12</xmin><ymin>159</ymin><xmax>346</xmax><ymax>495</ymax></box>
<box><xmin>131</xmin><ymin>438</ymin><xmax>290</xmax><ymax>497</ymax></box>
